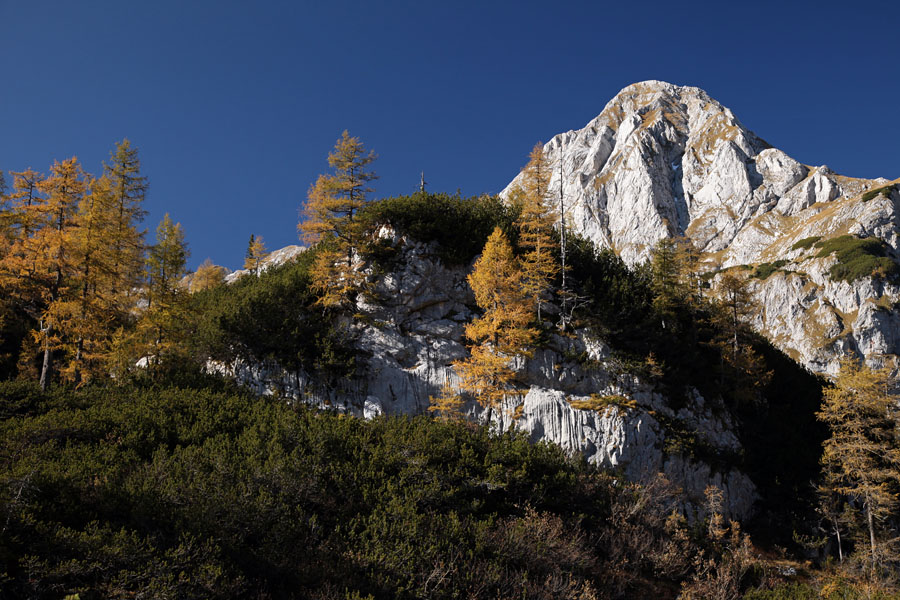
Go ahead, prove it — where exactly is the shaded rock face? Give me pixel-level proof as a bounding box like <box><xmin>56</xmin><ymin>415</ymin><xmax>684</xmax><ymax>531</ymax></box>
<box><xmin>213</xmin><ymin>236</ymin><xmax>756</xmax><ymax>518</ymax></box>
<box><xmin>502</xmin><ymin>80</ymin><xmax>900</xmax><ymax>375</ymax></box>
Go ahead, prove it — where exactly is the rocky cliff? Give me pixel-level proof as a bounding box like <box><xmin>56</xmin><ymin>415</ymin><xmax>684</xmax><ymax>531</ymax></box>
<box><xmin>502</xmin><ymin>80</ymin><xmax>900</xmax><ymax>375</ymax></box>
<box><xmin>213</xmin><ymin>232</ymin><xmax>757</xmax><ymax>517</ymax></box>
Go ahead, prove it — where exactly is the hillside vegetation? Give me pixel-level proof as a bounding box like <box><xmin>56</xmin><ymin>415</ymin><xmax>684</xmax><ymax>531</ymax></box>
<box><xmin>2</xmin><ymin>135</ymin><xmax>898</xmax><ymax>599</ymax></box>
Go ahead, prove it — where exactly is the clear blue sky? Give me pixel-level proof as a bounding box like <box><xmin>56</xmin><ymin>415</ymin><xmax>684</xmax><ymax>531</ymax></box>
<box><xmin>2</xmin><ymin>0</ymin><xmax>898</xmax><ymax>270</ymax></box>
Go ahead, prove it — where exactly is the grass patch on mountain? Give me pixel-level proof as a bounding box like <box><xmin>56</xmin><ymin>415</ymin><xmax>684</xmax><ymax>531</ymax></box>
<box><xmin>791</xmin><ymin>236</ymin><xmax>821</xmax><ymax>252</ymax></box>
<box><xmin>568</xmin><ymin>393</ymin><xmax>637</xmax><ymax>414</ymax></box>
<box><xmin>752</xmin><ymin>260</ymin><xmax>789</xmax><ymax>280</ymax></box>
<box><xmin>813</xmin><ymin>235</ymin><xmax>900</xmax><ymax>283</ymax></box>
<box><xmin>860</xmin><ymin>183</ymin><xmax>897</xmax><ymax>202</ymax></box>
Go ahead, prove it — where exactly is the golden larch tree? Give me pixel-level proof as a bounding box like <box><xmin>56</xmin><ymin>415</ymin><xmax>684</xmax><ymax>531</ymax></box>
<box><xmin>53</xmin><ymin>174</ymin><xmax>118</xmax><ymax>384</ymax></box>
<box><xmin>190</xmin><ymin>258</ymin><xmax>226</xmax><ymax>293</ymax></box>
<box><xmin>102</xmin><ymin>139</ymin><xmax>147</xmax><ymax>301</ymax></box>
<box><xmin>244</xmin><ymin>234</ymin><xmax>268</xmax><ymax>275</ymax></box>
<box><xmin>451</xmin><ymin>227</ymin><xmax>536</xmax><ymax>416</ymax></box>
<box><xmin>31</xmin><ymin>158</ymin><xmax>87</xmax><ymax>389</ymax></box>
<box><xmin>299</xmin><ymin>130</ymin><xmax>377</xmax><ymax>307</ymax></box>
<box><xmin>818</xmin><ymin>358</ymin><xmax>900</xmax><ymax>572</ymax></box>
<box><xmin>138</xmin><ymin>213</ymin><xmax>190</xmax><ymax>373</ymax></box>
<box><xmin>23</xmin><ymin>157</ymin><xmax>88</xmax><ymax>390</ymax></box>
<box><xmin>515</xmin><ymin>142</ymin><xmax>558</xmax><ymax>322</ymax></box>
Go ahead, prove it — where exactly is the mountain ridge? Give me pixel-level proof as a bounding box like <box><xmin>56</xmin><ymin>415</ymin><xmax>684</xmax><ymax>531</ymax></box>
<box><xmin>502</xmin><ymin>80</ymin><xmax>900</xmax><ymax>375</ymax></box>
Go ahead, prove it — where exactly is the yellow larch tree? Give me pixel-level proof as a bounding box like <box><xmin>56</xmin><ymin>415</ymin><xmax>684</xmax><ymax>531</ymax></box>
<box><xmin>102</xmin><ymin>139</ymin><xmax>148</xmax><ymax>302</ymax></box>
<box><xmin>818</xmin><ymin>358</ymin><xmax>900</xmax><ymax>573</ymax></box>
<box><xmin>244</xmin><ymin>234</ymin><xmax>268</xmax><ymax>275</ymax></box>
<box><xmin>51</xmin><ymin>174</ymin><xmax>117</xmax><ymax>384</ymax></box>
<box><xmin>31</xmin><ymin>158</ymin><xmax>87</xmax><ymax>390</ymax></box>
<box><xmin>190</xmin><ymin>258</ymin><xmax>226</xmax><ymax>293</ymax></box>
<box><xmin>138</xmin><ymin>213</ymin><xmax>190</xmax><ymax>373</ymax></box>
<box><xmin>299</xmin><ymin>130</ymin><xmax>377</xmax><ymax>308</ymax></box>
<box><xmin>451</xmin><ymin>227</ymin><xmax>537</xmax><ymax>416</ymax></box>
<box><xmin>515</xmin><ymin>142</ymin><xmax>558</xmax><ymax>322</ymax></box>
<box><xmin>0</xmin><ymin>168</ymin><xmax>46</xmax><ymax>379</ymax></box>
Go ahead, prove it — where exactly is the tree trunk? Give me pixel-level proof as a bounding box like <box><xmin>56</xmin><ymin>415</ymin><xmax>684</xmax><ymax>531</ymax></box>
<box><xmin>832</xmin><ymin>517</ymin><xmax>843</xmax><ymax>564</ymax></box>
<box><xmin>867</xmin><ymin>501</ymin><xmax>877</xmax><ymax>572</ymax></box>
<box><xmin>39</xmin><ymin>327</ymin><xmax>52</xmax><ymax>392</ymax></box>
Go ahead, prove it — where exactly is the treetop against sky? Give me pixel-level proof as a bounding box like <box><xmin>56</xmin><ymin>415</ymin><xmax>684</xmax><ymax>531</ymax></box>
<box><xmin>1</xmin><ymin>0</ymin><xmax>897</xmax><ymax>270</ymax></box>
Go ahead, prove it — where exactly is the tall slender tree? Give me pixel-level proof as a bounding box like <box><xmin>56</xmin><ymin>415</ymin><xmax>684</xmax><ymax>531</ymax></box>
<box><xmin>299</xmin><ymin>131</ymin><xmax>377</xmax><ymax>307</ymax></box>
<box><xmin>818</xmin><ymin>358</ymin><xmax>900</xmax><ymax>573</ymax></box>
<box><xmin>139</xmin><ymin>213</ymin><xmax>189</xmax><ymax>372</ymax></box>
<box><xmin>102</xmin><ymin>139</ymin><xmax>147</xmax><ymax>300</ymax></box>
<box><xmin>55</xmin><ymin>174</ymin><xmax>113</xmax><ymax>383</ymax></box>
<box><xmin>32</xmin><ymin>158</ymin><xmax>87</xmax><ymax>389</ymax></box>
<box><xmin>515</xmin><ymin>143</ymin><xmax>558</xmax><ymax>322</ymax></box>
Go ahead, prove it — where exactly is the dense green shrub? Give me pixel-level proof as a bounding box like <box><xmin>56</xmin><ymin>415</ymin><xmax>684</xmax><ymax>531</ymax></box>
<box><xmin>360</xmin><ymin>192</ymin><xmax>520</xmax><ymax>265</ymax></box>
<box><xmin>188</xmin><ymin>247</ymin><xmax>355</xmax><ymax>387</ymax></box>
<box><xmin>814</xmin><ymin>235</ymin><xmax>900</xmax><ymax>283</ymax></box>
<box><xmin>0</xmin><ymin>382</ymin><xmax>712</xmax><ymax>599</ymax></box>
<box><xmin>752</xmin><ymin>260</ymin><xmax>789</xmax><ymax>280</ymax></box>
<box><xmin>791</xmin><ymin>236</ymin><xmax>822</xmax><ymax>251</ymax></box>
<box><xmin>861</xmin><ymin>184</ymin><xmax>897</xmax><ymax>202</ymax></box>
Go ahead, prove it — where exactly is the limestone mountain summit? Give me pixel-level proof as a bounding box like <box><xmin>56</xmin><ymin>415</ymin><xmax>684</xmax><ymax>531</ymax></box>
<box><xmin>504</xmin><ymin>80</ymin><xmax>900</xmax><ymax>375</ymax></box>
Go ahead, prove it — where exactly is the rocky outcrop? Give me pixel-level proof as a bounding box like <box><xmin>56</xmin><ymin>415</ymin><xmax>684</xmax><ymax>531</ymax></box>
<box><xmin>212</xmin><ymin>234</ymin><xmax>756</xmax><ymax>517</ymax></box>
<box><xmin>502</xmin><ymin>80</ymin><xmax>900</xmax><ymax>375</ymax></box>
<box><xmin>224</xmin><ymin>245</ymin><xmax>306</xmax><ymax>283</ymax></box>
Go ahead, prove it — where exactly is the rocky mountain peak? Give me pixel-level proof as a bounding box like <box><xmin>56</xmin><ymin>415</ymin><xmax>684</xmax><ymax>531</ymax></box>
<box><xmin>504</xmin><ymin>81</ymin><xmax>900</xmax><ymax>376</ymax></box>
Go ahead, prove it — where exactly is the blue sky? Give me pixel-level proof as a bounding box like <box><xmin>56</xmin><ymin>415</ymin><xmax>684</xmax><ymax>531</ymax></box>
<box><xmin>1</xmin><ymin>0</ymin><xmax>898</xmax><ymax>270</ymax></box>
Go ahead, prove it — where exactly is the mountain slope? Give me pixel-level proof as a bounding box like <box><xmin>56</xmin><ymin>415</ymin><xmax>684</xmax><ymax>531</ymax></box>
<box><xmin>503</xmin><ymin>80</ymin><xmax>900</xmax><ymax>374</ymax></box>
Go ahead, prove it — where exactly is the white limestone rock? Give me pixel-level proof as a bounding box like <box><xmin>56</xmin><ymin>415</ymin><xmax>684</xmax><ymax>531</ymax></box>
<box><xmin>502</xmin><ymin>80</ymin><xmax>900</xmax><ymax>376</ymax></box>
<box><xmin>213</xmin><ymin>237</ymin><xmax>758</xmax><ymax>517</ymax></box>
<box><xmin>224</xmin><ymin>245</ymin><xmax>306</xmax><ymax>284</ymax></box>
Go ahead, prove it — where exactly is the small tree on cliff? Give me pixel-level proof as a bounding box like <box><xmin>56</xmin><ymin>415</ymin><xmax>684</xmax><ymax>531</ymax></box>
<box><xmin>450</xmin><ymin>227</ymin><xmax>536</xmax><ymax>417</ymax></box>
<box><xmin>299</xmin><ymin>131</ymin><xmax>377</xmax><ymax>308</ymax></box>
<box><xmin>515</xmin><ymin>142</ymin><xmax>558</xmax><ymax>322</ymax></box>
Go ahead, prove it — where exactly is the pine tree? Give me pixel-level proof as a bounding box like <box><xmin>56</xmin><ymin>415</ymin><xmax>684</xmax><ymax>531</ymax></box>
<box><xmin>299</xmin><ymin>131</ymin><xmax>377</xmax><ymax>307</ymax></box>
<box><xmin>515</xmin><ymin>142</ymin><xmax>558</xmax><ymax>321</ymax></box>
<box><xmin>244</xmin><ymin>234</ymin><xmax>268</xmax><ymax>275</ymax></box>
<box><xmin>452</xmin><ymin>227</ymin><xmax>536</xmax><ymax>415</ymax></box>
<box><xmin>818</xmin><ymin>358</ymin><xmax>900</xmax><ymax>573</ymax></box>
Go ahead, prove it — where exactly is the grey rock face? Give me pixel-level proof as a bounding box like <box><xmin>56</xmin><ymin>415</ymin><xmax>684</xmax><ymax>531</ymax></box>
<box><xmin>213</xmin><ymin>236</ymin><xmax>756</xmax><ymax>517</ymax></box>
<box><xmin>502</xmin><ymin>80</ymin><xmax>900</xmax><ymax>375</ymax></box>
